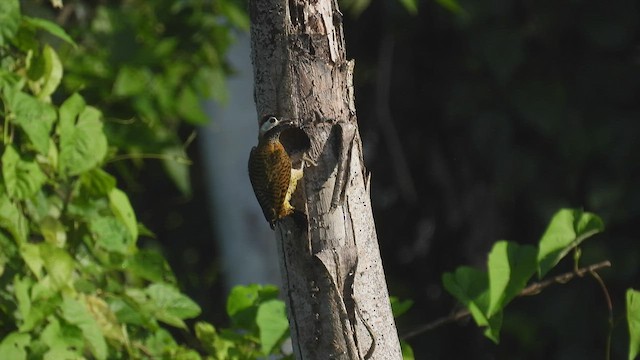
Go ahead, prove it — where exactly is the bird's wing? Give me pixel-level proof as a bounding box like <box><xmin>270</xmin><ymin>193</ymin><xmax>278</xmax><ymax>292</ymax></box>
<box><xmin>248</xmin><ymin>143</ymin><xmax>291</xmax><ymax>226</ymax></box>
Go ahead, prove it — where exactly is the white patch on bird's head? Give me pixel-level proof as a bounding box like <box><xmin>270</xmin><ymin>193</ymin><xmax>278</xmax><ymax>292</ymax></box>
<box><xmin>259</xmin><ymin>116</ymin><xmax>280</xmax><ymax>135</ymax></box>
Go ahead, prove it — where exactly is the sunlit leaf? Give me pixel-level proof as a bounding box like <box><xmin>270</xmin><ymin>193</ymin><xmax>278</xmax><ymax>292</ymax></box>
<box><xmin>83</xmin><ymin>294</ymin><xmax>124</xmax><ymax>343</ymax></box>
<box><xmin>390</xmin><ymin>296</ymin><xmax>414</xmax><ymax>318</ymax></box>
<box><xmin>537</xmin><ymin>208</ymin><xmax>604</xmax><ymax>278</ymax></box>
<box><xmin>0</xmin><ymin>0</ymin><xmax>20</xmax><ymax>46</ymax></box>
<box><xmin>226</xmin><ymin>284</ymin><xmax>279</xmax><ymax>329</ymax></box>
<box><xmin>0</xmin><ymin>193</ymin><xmax>29</xmax><ymax>243</ymax></box>
<box><xmin>89</xmin><ymin>216</ymin><xmax>131</xmax><ymax>254</ymax></box>
<box><xmin>42</xmin><ymin>243</ymin><xmax>74</xmax><ymax>291</ymax></box>
<box><xmin>109</xmin><ymin>187</ymin><xmax>138</xmax><ymax>242</ymax></box>
<box><xmin>401</xmin><ymin>340</ymin><xmax>415</xmax><ymax>360</ymax></box>
<box><xmin>256</xmin><ymin>299</ymin><xmax>289</xmax><ymax>355</ymax></box>
<box><xmin>14</xmin><ymin>276</ymin><xmax>32</xmax><ymax>328</ymax></box>
<box><xmin>37</xmin><ymin>45</ymin><xmax>63</xmax><ymax>101</ymax></box>
<box><xmin>628</xmin><ymin>289</ymin><xmax>640</xmax><ymax>360</ymax></box>
<box><xmin>0</xmin><ymin>332</ymin><xmax>30</xmax><ymax>360</ymax></box>
<box><xmin>146</xmin><ymin>283</ymin><xmax>201</xmax><ymax>329</ymax></box>
<box><xmin>127</xmin><ymin>249</ymin><xmax>176</xmax><ymax>284</ymax></box>
<box><xmin>20</xmin><ymin>243</ymin><xmax>44</xmax><ymax>279</ymax></box>
<box><xmin>61</xmin><ymin>296</ymin><xmax>107</xmax><ymax>360</ymax></box>
<box><xmin>487</xmin><ymin>241</ymin><xmax>537</xmax><ymax>317</ymax></box>
<box><xmin>23</xmin><ymin>16</ymin><xmax>76</xmax><ymax>47</ymax></box>
<box><xmin>442</xmin><ymin>267</ymin><xmax>502</xmax><ymax>343</ymax></box>
<box><xmin>5</xmin><ymin>89</ymin><xmax>56</xmax><ymax>154</ymax></box>
<box><xmin>59</xmin><ymin>102</ymin><xmax>108</xmax><ymax>176</ymax></box>
<box><xmin>80</xmin><ymin>168</ymin><xmax>116</xmax><ymax>196</ymax></box>
<box><xmin>2</xmin><ymin>145</ymin><xmax>47</xmax><ymax>199</ymax></box>
<box><xmin>40</xmin><ymin>317</ymin><xmax>84</xmax><ymax>360</ymax></box>
<box><xmin>194</xmin><ymin>321</ymin><xmax>218</xmax><ymax>355</ymax></box>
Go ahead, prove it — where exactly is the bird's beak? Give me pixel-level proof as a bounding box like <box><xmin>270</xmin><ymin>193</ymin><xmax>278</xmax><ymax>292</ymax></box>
<box><xmin>279</xmin><ymin>119</ymin><xmax>296</xmax><ymax>128</ymax></box>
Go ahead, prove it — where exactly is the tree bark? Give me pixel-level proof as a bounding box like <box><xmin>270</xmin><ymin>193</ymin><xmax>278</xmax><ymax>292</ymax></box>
<box><xmin>249</xmin><ymin>1</ymin><xmax>402</xmax><ymax>359</ymax></box>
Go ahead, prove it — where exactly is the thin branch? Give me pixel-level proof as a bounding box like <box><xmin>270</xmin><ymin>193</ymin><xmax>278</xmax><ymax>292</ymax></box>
<box><xmin>401</xmin><ymin>260</ymin><xmax>612</xmax><ymax>340</ymax></box>
<box><xmin>589</xmin><ymin>269</ymin><xmax>613</xmax><ymax>360</ymax></box>
<box><xmin>106</xmin><ymin>153</ymin><xmax>192</xmax><ymax>165</ymax></box>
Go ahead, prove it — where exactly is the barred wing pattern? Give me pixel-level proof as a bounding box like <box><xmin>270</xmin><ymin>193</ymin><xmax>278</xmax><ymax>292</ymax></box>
<box><xmin>248</xmin><ymin>141</ymin><xmax>292</xmax><ymax>229</ymax></box>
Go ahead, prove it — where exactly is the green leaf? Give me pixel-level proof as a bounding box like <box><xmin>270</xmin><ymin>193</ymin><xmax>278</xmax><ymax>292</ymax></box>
<box><xmin>40</xmin><ymin>216</ymin><xmax>67</xmax><ymax>247</ymax></box>
<box><xmin>23</xmin><ymin>16</ymin><xmax>77</xmax><ymax>47</ymax></box>
<box><xmin>80</xmin><ymin>168</ymin><xmax>116</xmax><ymax>196</ymax></box>
<box><xmin>146</xmin><ymin>283</ymin><xmax>201</xmax><ymax>329</ymax></box>
<box><xmin>83</xmin><ymin>294</ymin><xmax>125</xmax><ymax>344</ymax></box>
<box><xmin>442</xmin><ymin>267</ymin><xmax>502</xmax><ymax>343</ymax></box>
<box><xmin>537</xmin><ymin>209</ymin><xmax>604</xmax><ymax>278</ymax></box>
<box><xmin>0</xmin><ymin>193</ymin><xmax>29</xmax><ymax>243</ymax></box>
<box><xmin>226</xmin><ymin>284</ymin><xmax>279</xmax><ymax>329</ymax></box>
<box><xmin>435</xmin><ymin>0</ymin><xmax>465</xmax><ymax>14</ymax></box>
<box><xmin>41</xmin><ymin>243</ymin><xmax>74</xmax><ymax>291</ymax></box>
<box><xmin>58</xmin><ymin>93</ymin><xmax>85</xmax><ymax>131</ymax></box>
<box><xmin>61</xmin><ymin>296</ymin><xmax>107</xmax><ymax>360</ymax></box>
<box><xmin>0</xmin><ymin>0</ymin><xmax>20</xmax><ymax>46</ymax></box>
<box><xmin>109</xmin><ymin>298</ymin><xmax>147</xmax><ymax>326</ymax></box>
<box><xmin>390</xmin><ymin>296</ymin><xmax>414</xmax><ymax>318</ymax></box>
<box><xmin>58</xmin><ymin>100</ymin><xmax>108</xmax><ymax>176</ymax></box>
<box><xmin>14</xmin><ymin>276</ymin><xmax>32</xmax><ymax>328</ymax></box>
<box><xmin>113</xmin><ymin>66</ymin><xmax>152</xmax><ymax>97</ymax></box>
<box><xmin>0</xmin><ymin>231</ymin><xmax>18</xmax><ymax>277</ymax></box>
<box><xmin>109</xmin><ymin>187</ymin><xmax>138</xmax><ymax>242</ymax></box>
<box><xmin>89</xmin><ymin>216</ymin><xmax>131</xmax><ymax>254</ymax></box>
<box><xmin>0</xmin><ymin>332</ymin><xmax>30</xmax><ymax>360</ymax></box>
<box><xmin>2</xmin><ymin>145</ymin><xmax>47</xmax><ymax>199</ymax></box>
<box><xmin>397</xmin><ymin>0</ymin><xmax>418</xmax><ymax>15</ymax></box>
<box><xmin>628</xmin><ymin>289</ymin><xmax>640</xmax><ymax>360</ymax></box>
<box><xmin>342</xmin><ymin>0</ymin><xmax>372</xmax><ymax>17</ymax></box>
<box><xmin>144</xmin><ymin>328</ymin><xmax>177</xmax><ymax>358</ymax></box>
<box><xmin>487</xmin><ymin>241</ymin><xmax>537</xmax><ymax>317</ymax></box>
<box><xmin>5</xmin><ymin>89</ymin><xmax>56</xmax><ymax>154</ymax></box>
<box><xmin>20</xmin><ymin>243</ymin><xmax>44</xmax><ymax>279</ymax></box>
<box><xmin>41</xmin><ymin>316</ymin><xmax>84</xmax><ymax>360</ymax></box>
<box><xmin>176</xmin><ymin>86</ymin><xmax>209</xmax><ymax>124</ymax></box>
<box><xmin>37</xmin><ymin>45</ymin><xmax>64</xmax><ymax>101</ymax></box>
<box><xmin>256</xmin><ymin>299</ymin><xmax>289</xmax><ymax>355</ymax></box>
<box><xmin>127</xmin><ymin>249</ymin><xmax>176</xmax><ymax>284</ymax></box>
<box><xmin>401</xmin><ymin>340</ymin><xmax>415</xmax><ymax>360</ymax></box>
<box><xmin>194</xmin><ymin>321</ymin><xmax>218</xmax><ymax>355</ymax></box>
<box><xmin>162</xmin><ymin>146</ymin><xmax>192</xmax><ymax>196</ymax></box>
<box><xmin>18</xmin><ymin>278</ymin><xmax>58</xmax><ymax>332</ymax></box>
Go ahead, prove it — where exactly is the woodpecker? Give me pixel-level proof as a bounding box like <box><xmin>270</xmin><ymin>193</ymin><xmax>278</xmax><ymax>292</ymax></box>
<box><xmin>248</xmin><ymin>116</ymin><xmax>304</xmax><ymax>229</ymax></box>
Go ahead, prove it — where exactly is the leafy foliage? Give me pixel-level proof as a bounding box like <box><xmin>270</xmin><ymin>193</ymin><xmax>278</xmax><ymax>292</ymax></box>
<box><xmin>442</xmin><ymin>210</ymin><xmax>640</xmax><ymax>360</ymax></box>
<box><xmin>0</xmin><ymin>2</ymin><xmax>291</xmax><ymax>360</ymax></box>
<box><xmin>443</xmin><ymin>208</ymin><xmax>604</xmax><ymax>343</ymax></box>
<box><xmin>53</xmin><ymin>0</ymin><xmax>248</xmax><ymax>196</ymax></box>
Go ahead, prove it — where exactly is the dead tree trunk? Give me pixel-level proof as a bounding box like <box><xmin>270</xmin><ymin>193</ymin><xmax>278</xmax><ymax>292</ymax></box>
<box><xmin>249</xmin><ymin>1</ymin><xmax>402</xmax><ymax>359</ymax></box>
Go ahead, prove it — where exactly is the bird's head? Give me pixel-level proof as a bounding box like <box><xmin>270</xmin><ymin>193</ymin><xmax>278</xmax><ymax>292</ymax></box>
<box><xmin>259</xmin><ymin>116</ymin><xmax>294</xmax><ymax>137</ymax></box>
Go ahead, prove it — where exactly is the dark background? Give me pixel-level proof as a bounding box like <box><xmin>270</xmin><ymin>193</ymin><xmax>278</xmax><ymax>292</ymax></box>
<box><xmin>133</xmin><ymin>0</ymin><xmax>640</xmax><ymax>359</ymax></box>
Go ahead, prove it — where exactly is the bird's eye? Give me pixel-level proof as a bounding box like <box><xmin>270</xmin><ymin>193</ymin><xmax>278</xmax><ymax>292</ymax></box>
<box><xmin>269</xmin><ymin>117</ymin><xmax>277</xmax><ymax>123</ymax></box>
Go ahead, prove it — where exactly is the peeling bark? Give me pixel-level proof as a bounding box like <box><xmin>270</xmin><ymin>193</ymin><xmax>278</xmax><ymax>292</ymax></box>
<box><xmin>249</xmin><ymin>1</ymin><xmax>402</xmax><ymax>358</ymax></box>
